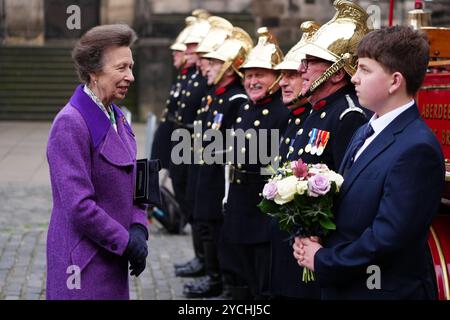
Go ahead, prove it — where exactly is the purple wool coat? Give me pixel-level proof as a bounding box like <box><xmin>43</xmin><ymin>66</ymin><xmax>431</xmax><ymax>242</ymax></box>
<box><xmin>46</xmin><ymin>85</ymin><xmax>148</xmax><ymax>300</ymax></box>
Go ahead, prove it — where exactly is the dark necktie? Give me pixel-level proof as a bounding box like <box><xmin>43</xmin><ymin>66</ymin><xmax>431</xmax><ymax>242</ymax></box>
<box><xmin>347</xmin><ymin>123</ymin><xmax>374</xmax><ymax>168</ymax></box>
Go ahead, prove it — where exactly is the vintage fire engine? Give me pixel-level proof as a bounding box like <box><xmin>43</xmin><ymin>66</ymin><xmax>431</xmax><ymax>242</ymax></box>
<box><xmin>406</xmin><ymin>0</ymin><xmax>450</xmax><ymax>300</ymax></box>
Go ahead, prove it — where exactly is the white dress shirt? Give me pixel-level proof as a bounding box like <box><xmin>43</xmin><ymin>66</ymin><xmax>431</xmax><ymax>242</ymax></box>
<box><xmin>354</xmin><ymin>100</ymin><xmax>415</xmax><ymax>161</ymax></box>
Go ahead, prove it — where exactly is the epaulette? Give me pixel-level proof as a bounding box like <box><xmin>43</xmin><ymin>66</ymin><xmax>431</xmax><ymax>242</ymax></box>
<box><xmin>229</xmin><ymin>94</ymin><xmax>248</xmax><ymax>102</ymax></box>
<box><xmin>340</xmin><ymin>94</ymin><xmax>366</xmax><ymax>120</ymax></box>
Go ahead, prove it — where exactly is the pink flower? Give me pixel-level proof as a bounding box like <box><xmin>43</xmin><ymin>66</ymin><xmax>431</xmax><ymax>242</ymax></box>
<box><xmin>307</xmin><ymin>174</ymin><xmax>331</xmax><ymax>197</ymax></box>
<box><xmin>262</xmin><ymin>182</ymin><xmax>278</xmax><ymax>200</ymax></box>
<box><xmin>291</xmin><ymin>160</ymin><xmax>308</xmax><ymax>179</ymax></box>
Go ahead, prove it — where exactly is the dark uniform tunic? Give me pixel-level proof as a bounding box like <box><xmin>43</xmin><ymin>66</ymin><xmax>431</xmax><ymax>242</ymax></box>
<box><xmin>185</xmin><ymin>81</ymin><xmax>248</xmax><ymax>297</ymax></box>
<box><xmin>151</xmin><ymin>67</ymin><xmax>192</xmax><ymax>169</ymax></box>
<box><xmin>269</xmin><ymin>102</ymin><xmax>322</xmax><ymax>299</ymax></box>
<box><xmin>288</xmin><ymin>85</ymin><xmax>370</xmax><ymax>169</ymax></box>
<box><xmin>194</xmin><ymin>81</ymin><xmax>247</xmax><ymax>223</ymax></box>
<box><xmin>169</xmin><ymin>68</ymin><xmax>209</xmax><ymax>220</ymax></box>
<box><xmin>271</xmin><ymin>85</ymin><xmax>370</xmax><ymax>298</ymax></box>
<box><xmin>222</xmin><ymin>89</ymin><xmax>290</xmax><ymax>298</ymax></box>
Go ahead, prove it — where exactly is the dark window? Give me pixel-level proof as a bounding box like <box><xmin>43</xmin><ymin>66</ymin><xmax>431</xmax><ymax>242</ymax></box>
<box><xmin>305</xmin><ymin>0</ymin><xmax>315</xmax><ymax>4</ymax></box>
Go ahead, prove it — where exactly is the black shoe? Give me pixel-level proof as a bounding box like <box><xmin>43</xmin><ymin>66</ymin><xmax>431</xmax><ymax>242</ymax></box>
<box><xmin>183</xmin><ymin>275</ymin><xmax>209</xmax><ymax>290</ymax></box>
<box><xmin>175</xmin><ymin>259</ymin><xmax>205</xmax><ymax>277</ymax></box>
<box><xmin>173</xmin><ymin>257</ymin><xmax>200</xmax><ymax>270</ymax></box>
<box><xmin>183</xmin><ymin>275</ymin><xmax>222</xmax><ymax>298</ymax></box>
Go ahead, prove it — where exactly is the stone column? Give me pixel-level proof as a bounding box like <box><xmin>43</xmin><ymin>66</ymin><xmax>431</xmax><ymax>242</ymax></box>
<box><xmin>4</xmin><ymin>0</ymin><xmax>44</xmax><ymax>45</ymax></box>
<box><xmin>100</xmin><ymin>0</ymin><xmax>135</xmax><ymax>26</ymax></box>
<box><xmin>0</xmin><ymin>0</ymin><xmax>5</xmax><ymax>40</ymax></box>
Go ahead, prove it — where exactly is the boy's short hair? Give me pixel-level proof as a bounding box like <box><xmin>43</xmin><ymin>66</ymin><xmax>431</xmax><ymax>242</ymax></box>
<box><xmin>357</xmin><ymin>26</ymin><xmax>429</xmax><ymax>96</ymax></box>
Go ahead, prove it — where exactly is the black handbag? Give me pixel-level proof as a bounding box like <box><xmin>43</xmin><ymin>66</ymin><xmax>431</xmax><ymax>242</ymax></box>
<box><xmin>134</xmin><ymin>158</ymin><xmax>162</xmax><ymax>207</ymax></box>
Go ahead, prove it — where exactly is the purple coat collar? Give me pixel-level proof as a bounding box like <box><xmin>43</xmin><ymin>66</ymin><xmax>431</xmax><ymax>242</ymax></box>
<box><xmin>70</xmin><ymin>85</ymin><xmax>134</xmax><ymax>148</ymax></box>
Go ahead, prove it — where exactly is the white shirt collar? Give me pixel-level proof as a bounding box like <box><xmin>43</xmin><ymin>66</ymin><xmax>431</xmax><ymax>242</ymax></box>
<box><xmin>354</xmin><ymin>100</ymin><xmax>415</xmax><ymax>161</ymax></box>
<box><xmin>369</xmin><ymin>100</ymin><xmax>415</xmax><ymax>136</ymax></box>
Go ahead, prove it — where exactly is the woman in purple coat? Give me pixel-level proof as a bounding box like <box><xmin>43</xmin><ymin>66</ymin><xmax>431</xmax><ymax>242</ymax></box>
<box><xmin>46</xmin><ymin>24</ymin><xmax>148</xmax><ymax>300</ymax></box>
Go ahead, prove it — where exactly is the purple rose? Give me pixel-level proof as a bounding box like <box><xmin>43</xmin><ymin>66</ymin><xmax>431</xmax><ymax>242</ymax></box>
<box><xmin>263</xmin><ymin>182</ymin><xmax>278</xmax><ymax>200</ymax></box>
<box><xmin>307</xmin><ymin>174</ymin><xmax>331</xmax><ymax>197</ymax></box>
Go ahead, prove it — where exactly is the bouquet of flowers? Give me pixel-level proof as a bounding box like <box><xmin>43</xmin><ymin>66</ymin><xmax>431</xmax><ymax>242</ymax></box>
<box><xmin>258</xmin><ymin>160</ymin><xmax>344</xmax><ymax>282</ymax></box>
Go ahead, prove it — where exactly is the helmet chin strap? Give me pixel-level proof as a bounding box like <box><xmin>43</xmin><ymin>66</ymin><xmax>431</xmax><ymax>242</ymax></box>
<box><xmin>289</xmin><ymin>53</ymin><xmax>352</xmax><ymax>106</ymax></box>
<box><xmin>267</xmin><ymin>73</ymin><xmax>283</xmax><ymax>96</ymax></box>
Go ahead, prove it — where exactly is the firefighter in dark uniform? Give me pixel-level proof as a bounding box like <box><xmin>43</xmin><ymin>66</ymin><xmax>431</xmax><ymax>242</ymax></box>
<box><xmin>221</xmin><ymin>28</ymin><xmax>290</xmax><ymax>299</ymax></box>
<box><xmin>269</xmin><ymin>21</ymin><xmax>322</xmax><ymax>300</ymax></box>
<box><xmin>183</xmin><ymin>28</ymin><xmax>254</xmax><ymax>298</ymax></box>
<box><xmin>174</xmin><ymin>17</ymin><xmax>235</xmax><ymax>280</ymax></box>
<box><xmin>286</xmin><ymin>5</ymin><xmax>372</xmax><ymax>170</ymax></box>
<box><xmin>151</xmin><ymin>16</ymin><xmax>195</xmax><ymax>170</ymax></box>
<box><xmin>172</xmin><ymin>12</ymin><xmax>212</xmax><ymax>277</ymax></box>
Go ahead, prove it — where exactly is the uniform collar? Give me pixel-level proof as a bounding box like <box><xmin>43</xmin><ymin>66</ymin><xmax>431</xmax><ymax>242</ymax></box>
<box><xmin>312</xmin><ymin>85</ymin><xmax>355</xmax><ymax>111</ymax></box>
<box><xmin>291</xmin><ymin>104</ymin><xmax>310</xmax><ymax>116</ymax></box>
<box><xmin>214</xmin><ymin>80</ymin><xmax>241</xmax><ymax>96</ymax></box>
<box><xmin>215</xmin><ymin>87</ymin><xmax>227</xmax><ymax>95</ymax></box>
<box><xmin>254</xmin><ymin>89</ymin><xmax>281</xmax><ymax>106</ymax></box>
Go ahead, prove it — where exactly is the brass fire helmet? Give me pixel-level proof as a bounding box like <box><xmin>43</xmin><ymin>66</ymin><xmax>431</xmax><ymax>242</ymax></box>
<box><xmin>241</xmin><ymin>27</ymin><xmax>284</xmax><ymax>70</ymax></box>
<box><xmin>203</xmin><ymin>27</ymin><xmax>254</xmax><ymax>85</ymax></box>
<box><xmin>170</xmin><ymin>16</ymin><xmax>197</xmax><ymax>52</ymax></box>
<box><xmin>274</xmin><ymin>21</ymin><xmax>321</xmax><ymax>71</ymax></box>
<box><xmin>183</xmin><ymin>12</ymin><xmax>212</xmax><ymax>45</ymax></box>
<box><xmin>241</xmin><ymin>27</ymin><xmax>284</xmax><ymax>95</ymax></box>
<box><xmin>196</xmin><ymin>16</ymin><xmax>234</xmax><ymax>54</ymax></box>
<box><xmin>292</xmin><ymin>0</ymin><xmax>372</xmax><ymax>88</ymax></box>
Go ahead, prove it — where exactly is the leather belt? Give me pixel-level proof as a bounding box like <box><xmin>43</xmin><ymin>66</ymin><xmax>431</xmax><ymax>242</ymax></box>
<box><xmin>229</xmin><ymin>165</ymin><xmax>266</xmax><ymax>185</ymax></box>
<box><xmin>166</xmin><ymin>113</ymin><xmax>194</xmax><ymax>131</ymax></box>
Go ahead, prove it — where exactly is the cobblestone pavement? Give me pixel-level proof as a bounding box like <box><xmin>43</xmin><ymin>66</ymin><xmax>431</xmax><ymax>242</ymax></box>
<box><xmin>0</xmin><ymin>121</ymin><xmax>196</xmax><ymax>300</ymax></box>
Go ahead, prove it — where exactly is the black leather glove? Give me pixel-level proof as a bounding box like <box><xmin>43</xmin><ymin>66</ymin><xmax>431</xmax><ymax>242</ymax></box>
<box><xmin>129</xmin><ymin>258</ymin><xmax>146</xmax><ymax>277</ymax></box>
<box><xmin>124</xmin><ymin>224</ymin><xmax>148</xmax><ymax>276</ymax></box>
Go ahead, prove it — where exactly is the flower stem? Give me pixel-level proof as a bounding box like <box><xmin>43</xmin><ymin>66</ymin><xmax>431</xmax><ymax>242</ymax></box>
<box><xmin>302</xmin><ymin>268</ymin><xmax>316</xmax><ymax>283</ymax></box>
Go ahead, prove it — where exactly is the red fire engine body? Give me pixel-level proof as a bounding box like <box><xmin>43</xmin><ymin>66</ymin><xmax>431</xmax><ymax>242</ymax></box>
<box><xmin>416</xmin><ymin>26</ymin><xmax>450</xmax><ymax>300</ymax></box>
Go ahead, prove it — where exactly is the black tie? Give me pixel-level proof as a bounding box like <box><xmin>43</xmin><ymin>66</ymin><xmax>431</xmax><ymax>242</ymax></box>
<box><xmin>347</xmin><ymin>123</ymin><xmax>374</xmax><ymax>167</ymax></box>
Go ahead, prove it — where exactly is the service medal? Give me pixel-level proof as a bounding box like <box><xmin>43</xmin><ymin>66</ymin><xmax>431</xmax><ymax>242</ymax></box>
<box><xmin>305</xmin><ymin>144</ymin><xmax>312</xmax><ymax>153</ymax></box>
<box><xmin>316</xmin><ymin>146</ymin><xmax>324</xmax><ymax>156</ymax></box>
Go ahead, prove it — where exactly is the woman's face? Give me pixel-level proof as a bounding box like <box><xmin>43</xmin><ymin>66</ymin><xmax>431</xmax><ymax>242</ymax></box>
<box><xmin>91</xmin><ymin>45</ymin><xmax>135</xmax><ymax>105</ymax></box>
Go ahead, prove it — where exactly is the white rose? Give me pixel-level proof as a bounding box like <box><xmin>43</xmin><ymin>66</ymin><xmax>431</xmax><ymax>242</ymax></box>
<box><xmin>332</xmin><ymin>172</ymin><xmax>344</xmax><ymax>191</ymax></box>
<box><xmin>322</xmin><ymin>171</ymin><xmax>344</xmax><ymax>192</ymax></box>
<box><xmin>274</xmin><ymin>176</ymin><xmax>298</xmax><ymax>205</ymax></box>
<box><xmin>296</xmin><ymin>180</ymin><xmax>308</xmax><ymax>195</ymax></box>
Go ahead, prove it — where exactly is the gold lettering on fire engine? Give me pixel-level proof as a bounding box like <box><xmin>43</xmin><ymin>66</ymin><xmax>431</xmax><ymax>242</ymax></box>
<box><xmin>422</xmin><ymin>103</ymin><xmax>450</xmax><ymax>120</ymax></box>
<box><xmin>443</xmin><ymin>129</ymin><xmax>450</xmax><ymax>146</ymax></box>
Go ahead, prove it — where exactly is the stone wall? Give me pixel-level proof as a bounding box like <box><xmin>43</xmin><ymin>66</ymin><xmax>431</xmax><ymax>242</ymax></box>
<box><xmin>100</xmin><ymin>0</ymin><xmax>135</xmax><ymax>25</ymax></box>
<box><xmin>135</xmin><ymin>38</ymin><xmax>173</xmax><ymax>119</ymax></box>
<box><xmin>4</xmin><ymin>0</ymin><xmax>44</xmax><ymax>45</ymax></box>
